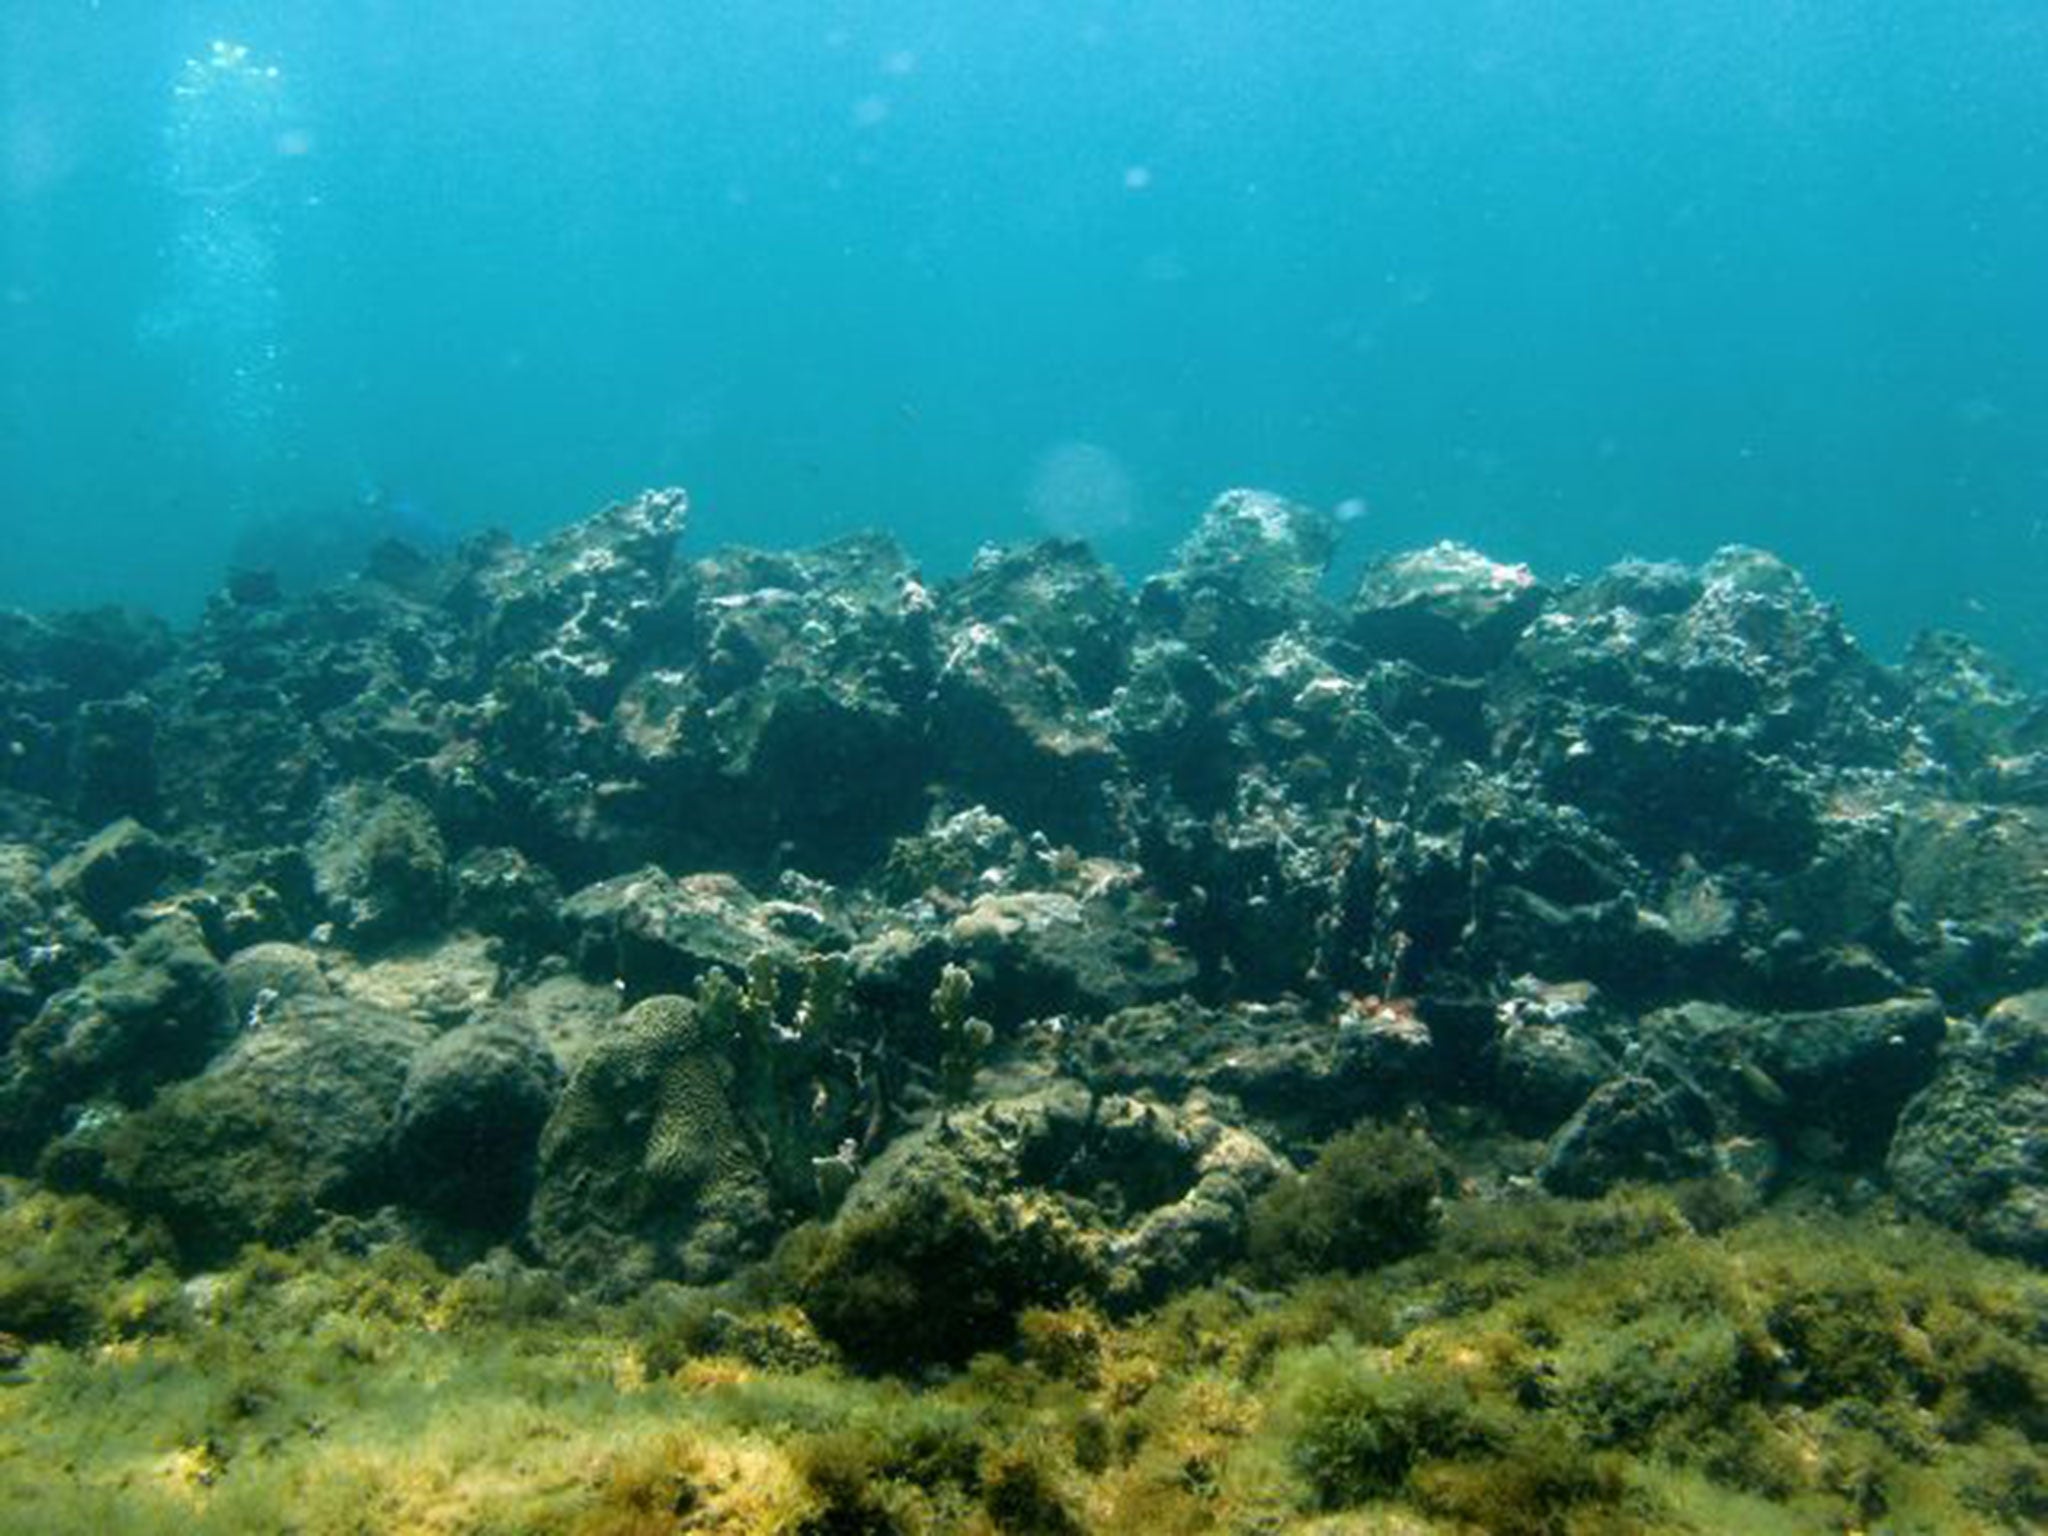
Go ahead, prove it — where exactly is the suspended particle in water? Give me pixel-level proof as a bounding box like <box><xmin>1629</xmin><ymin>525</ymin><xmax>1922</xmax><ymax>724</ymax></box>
<box><xmin>1025</xmin><ymin>441</ymin><xmax>1138</xmax><ymax>543</ymax></box>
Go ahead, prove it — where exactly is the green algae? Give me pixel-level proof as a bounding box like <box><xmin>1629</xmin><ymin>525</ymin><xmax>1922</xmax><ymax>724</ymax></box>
<box><xmin>1244</xmin><ymin>1122</ymin><xmax>1446</xmax><ymax>1284</ymax></box>
<box><xmin>3</xmin><ymin>1187</ymin><xmax>2048</xmax><ymax>1533</ymax></box>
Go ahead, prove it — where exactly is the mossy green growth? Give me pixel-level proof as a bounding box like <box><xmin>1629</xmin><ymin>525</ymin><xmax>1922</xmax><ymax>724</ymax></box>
<box><xmin>1245</xmin><ymin>1122</ymin><xmax>1445</xmax><ymax>1283</ymax></box>
<box><xmin>1278</xmin><ymin>1342</ymin><xmax>1507</xmax><ymax>1509</ymax></box>
<box><xmin>797</xmin><ymin>1178</ymin><xmax>1095</xmax><ymax>1376</ymax></box>
<box><xmin>0</xmin><ymin>1179</ymin><xmax>172</xmax><ymax>1344</ymax></box>
<box><xmin>2</xmin><ymin>1183</ymin><xmax>2047</xmax><ymax>1534</ymax></box>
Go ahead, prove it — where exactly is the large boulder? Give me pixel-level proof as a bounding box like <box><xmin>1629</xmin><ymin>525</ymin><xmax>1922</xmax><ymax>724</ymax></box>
<box><xmin>45</xmin><ymin>818</ymin><xmax>201</xmax><ymax>932</ymax></box>
<box><xmin>1349</xmin><ymin>540</ymin><xmax>1543</xmax><ymax>676</ymax></box>
<box><xmin>0</xmin><ymin>912</ymin><xmax>230</xmax><ymax>1165</ymax></box>
<box><xmin>809</xmin><ymin>1077</ymin><xmax>1285</xmax><ymax>1359</ymax></box>
<box><xmin>944</xmin><ymin>883</ymin><xmax>1196</xmax><ymax>1026</ymax></box>
<box><xmin>1087</xmin><ymin>996</ymin><xmax>1436</xmax><ymax>1143</ymax></box>
<box><xmin>308</xmin><ymin>783</ymin><xmax>449</xmax><ymax>948</ymax></box>
<box><xmin>1137</xmin><ymin>489</ymin><xmax>1336</xmax><ymax>666</ymax></box>
<box><xmin>561</xmin><ymin>867</ymin><xmax>826</xmax><ymax>998</ymax></box>
<box><xmin>43</xmin><ymin>993</ymin><xmax>430</xmax><ymax>1265</ymax></box>
<box><xmin>1538</xmin><ymin>1071</ymin><xmax>1719</xmax><ymax>1198</ymax></box>
<box><xmin>1889</xmin><ymin>989</ymin><xmax>2048</xmax><ymax>1263</ymax></box>
<box><xmin>0</xmin><ymin>843</ymin><xmax>109</xmax><ymax>1047</ymax></box>
<box><xmin>390</xmin><ymin>1016</ymin><xmax>562</xmax><ymax>1234</ymax></box>
<box><xmin>1639</xmin><ymin>994</ymin><xmax>1947</xmax><ymax>1166</ymax></box>
<box><xmin>607</xmin><ymin>533</ymin><xmax>934</xmax><ymax>878</ymax></box>
<box><xmin>472</xmin><ymin>486</ymin><xmax>690</xmax><ymax>712</ymax></box>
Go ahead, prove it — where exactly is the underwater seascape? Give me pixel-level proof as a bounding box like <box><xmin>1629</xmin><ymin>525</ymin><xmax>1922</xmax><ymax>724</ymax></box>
<box><xmin>5</xmin><ymin>6</ymin><xmax>2048</xmax><ymax>1534</ymax></box>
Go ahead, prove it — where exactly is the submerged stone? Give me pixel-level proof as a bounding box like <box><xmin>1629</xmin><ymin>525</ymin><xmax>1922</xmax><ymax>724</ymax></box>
<box><xmin>1890</xmin><ymin>988</ymin><xmax>2048</xmax><ymax>1263</ymax></box>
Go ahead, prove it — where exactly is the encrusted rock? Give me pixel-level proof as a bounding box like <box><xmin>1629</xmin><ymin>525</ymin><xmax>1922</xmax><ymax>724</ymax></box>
<box><xmin>1350</xmin><ymin>540</ymin><xmax>1543</xmax><ymax>675</ymax></box>
<box><xmin>946</xmin><ymin>883</ymin><xmax>1194</xmax><ymax>1025</ymax></box>
<box><xmin>44</xmin><ymin>993</ymin><xmax>430</xmax><ymax>1264</ymax></box>
<box><xmin>1538</xmin><ymin>1071</ymin><xmax>1718</xmax><ymax>1197</ymax></box>
<box><xmin>1491</xmin><ymin>978</ymin><xmax>1622</xmax><ymax>1134</ymax></box>
<box><xmin>1138</xmin><ymin>488</ymin><xmax>1336</xmax><ymax>665</ymax></box>
<box><xmin>308</xmin><ymin>783</ymin><xmax>449</xmax><ymax>948</ymax></box>
<box><xmin>45</xmin><ymin>818</ymin><xmax>202</xmax><ymax>933</ymax></box>
<box><xmin>1640</xmin><ymin>993</ymin><xmax>1947</xmax><ymax>1165</ymax></box>
<box><xmin>221</xmin><ymin>940</ymin><xmax>331</xmax><ymax>1026</ymax></box>
<box><xmin>450</xmin><ymin>845</ymin><xmax>565</xmax><ymax>961</ymax></box>
<box><xmin>1889</xmin><ymin>988</ymin><xmax>2048</xmax><ymax>1262</ymax></box>
<box><xmin>562</xmin><ymin>867</ymin><xmax>821</xmax><ymax>998</ymax></box>
<box><xmin>474</xmin><ymin>486</ymin><xmax>689</xmax><ymax>711</ymax></box>
<box><xmin>0</xmin><ymin>912</ymin><xmax>231</xmax><ymax>1164</ymax></box>
<box><xmin>391</xmin><ymin>1016</ymin><xmax>562</xmax><ymax>1234</ymax></box>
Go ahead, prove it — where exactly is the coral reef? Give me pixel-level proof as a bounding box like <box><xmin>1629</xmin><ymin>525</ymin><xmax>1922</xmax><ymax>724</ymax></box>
<box><xmin>1</xmin><ymin>483</ymin><xmax>2047</xmax><ymax>1527</ymax></box>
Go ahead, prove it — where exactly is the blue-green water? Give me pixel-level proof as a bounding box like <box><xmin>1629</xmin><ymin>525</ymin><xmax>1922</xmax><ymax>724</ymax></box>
<box><xmin>3</xmin><ymin>3</ymin><xmax>2044</xmax><ymax>665</ymax></box>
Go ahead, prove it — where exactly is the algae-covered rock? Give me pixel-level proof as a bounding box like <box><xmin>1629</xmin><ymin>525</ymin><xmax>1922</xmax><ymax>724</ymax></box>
<box><xmin>1640</xmin><ymin>993</ymin><xmax>1947</xmax><ymax>1165</ymax></box>
<box><xmin>1889</xmin><ymin>988</ymin><xmax>2048</xmax><ymax>1263</ymax></box>
<box><xmin>69</xmin><ymin>694</ymin><xmax>160</xmax><ymax>825</ymax></box>
<box><xmin>1088</xmin><ymin>996</ymin><xmax>1436</xmax><ymax>1141</ymax></box>
<box><xmin>45</xmin><ymin>817</ymin><xmax>202</xmax><ymax>932</ymax></box>
<box><xmin>528</xmin><ymin>994</ymin><xmax>774</xmax><ymax>1292</ymax></box>
<box><xmin>1538</xmin><ymin>1071</ymin><xmax>1718</xmax><ymax>1197</ymax></box>
<box><xmin>799</xmin><ymin>1173</ymin><xmax>1098</xmax><ymax>1375</ymax></box>
<box><xmin>391</xmin><ymin>1016</ymin><xmax>562</xmax><ymax>1234</ymax></box>
<box><xmin>0</xmin><ymin>1180</ymin><xmax>169</xmax><ymax>1344</ymax></box>
<box><xmin>1246</xmin><ymin>1123</ymin><xmax>1447</xmax><ymax>1284</ymax></box>
<box><xmin>1489</xmin><ymin>545</ymin><xmax>1907</xmax><ymax>875</ymax></box>
<box><xmin>876</xmin><ymin>804</ymin><xmax>1030</xmax><ymax>905</ymax></box>
<box><xmin>608</xmin><ymin>532</ymin><xmax>934</xmax><ymax>877</ymax></box>
<box><xmin>945</xmin><ymin>883</ymin><xmax>1195</xmax><ymax>1027</ymax></box>
<box><xmin>929</xmin><ymin>542</ymin><xmax>1134</xmax><ymax>848</ymax></box>
<box><xmin>474</xmin><ymin>485</ymin><xmax>689</xmax><ymax>712</ymax></box>
<box><xmin>220</xmin><ymin>940</ymin><xmax>331</xmax><ymax>1026</ymax></box>
<box><xmin>0</xmin><ymin>911</ymin><xmax>230</xmax><ymax>1164</ymax></box>
<box><xmin>1138</xmin><ymin>488</ymin><xmax>1336</xmax><ymax>666</ymax></box>
<box><xmin>926</xmin><ymin>614</ymin><xmax>1124</xmax><ymax>851</ymax></box>
<box><xmin>562</xmin><ymin>866</ymin><xmax>819</xmax><ymax>997</ymax></box>
<box><xmin>0</xmin><ymin>842</ymin><xmax>108</xmax><ymax>1046</ymax></box>
<box><xmin>1349</xmin><ymin>540</ymin><xmax>1544</xmax><ymax>676</ymax></box>
<box><xmin>824</xmin><ymin>1078</ymin><xmax>1283</xmax><ymax>1323</ymax></box>
<box><xmin>450</xmin><ymin>844</ymin><xmax>565</xmax><ymax>961</ymax></box>
<box><xmin>1901</xmin><ymin>629</ymin><xmax>2048</xmax><ymax>802</ymax></box>
<box><xmin>308</xmin><ymin>782</ymin><xmax>449</xmax><ymax>948</ymax></box>
<box><xmin>944</xmin><ymin>538</ymin><xmax>1132</xmax><ymax>705</ymax></box>
<box><xmin>1890</xmin><ymin>799</ymin><xmax>2048</xmax><ymax>1011</ymax></box>
<box><xmin>46</xmin><ymin>993</ymin><xmax>430</xmax><ymax>1264</ymax></box>
<box><xmin>1490</xmin><ymin>978</ymin><xmax>1623</xmax><ymax>1135</ymax></box>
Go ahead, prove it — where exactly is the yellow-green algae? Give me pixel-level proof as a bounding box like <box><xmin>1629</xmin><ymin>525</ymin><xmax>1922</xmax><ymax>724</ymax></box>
<box><xmin>3</xmin><ymin>1176</ymin><xmax>2047</xmax><ymax>1533</ymax></box>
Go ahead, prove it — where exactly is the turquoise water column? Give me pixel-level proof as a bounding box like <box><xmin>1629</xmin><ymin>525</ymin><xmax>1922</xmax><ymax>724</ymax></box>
<box><xmin>148</xmin><ymin>40</ymin><xmax>303</xmax><ymax>519</ymax></box>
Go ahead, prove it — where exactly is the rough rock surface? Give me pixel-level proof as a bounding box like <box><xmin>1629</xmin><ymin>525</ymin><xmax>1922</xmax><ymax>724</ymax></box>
<box><xmin>45</xmin><ymin>818</ymin><xmax>202</xmax><ymax>932</ymax></box>
<box><xmin>1889</xmin><ymin>989</ymin><xmax>2048</xmax><ymax>1263</ymax></box>
<box><xmin>391</xmin><ymin>1016</ymin><xmax>561</xmax><ymax>1233</ymax></box>
<box><xmin>838</xmin><ymin>1076</ymin><xmax>1288</xmax><ymax>1313</ymax></box>
<box><xmin>0</xmin><ymin>912</ymin><xmax>230</xmax><ymax>1161</ymax></box>
<box><xmin>0</xmin><ymin>482</ymin><xmax>2044</xmax><ymax>1289</ymax></box>
<box><xmin>43</xmin><ymin>994</ymin><xmax>430</xmax><ymax>1264</ymax></box>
